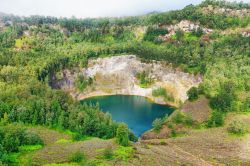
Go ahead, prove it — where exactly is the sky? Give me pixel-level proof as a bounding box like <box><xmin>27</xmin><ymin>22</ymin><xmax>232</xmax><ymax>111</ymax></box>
<box><xmin>0</xmin><ymin>0</ymin><xmax>249</xmax><ymax>18</ymax></box>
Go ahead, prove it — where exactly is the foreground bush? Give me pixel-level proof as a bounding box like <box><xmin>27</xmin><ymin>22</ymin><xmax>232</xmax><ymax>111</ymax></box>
<box><xmin>116</xmin><ymin>123</ymin><xmax>129</xmax><ymax>146</ymax></box>
<box><xmin>227</xmin><ymin>120</ymin><xmax>247</xmax><ymax>135</ymax></box>
<box><xmin>172</xmin><ymin>111</ymin><xmax>194</xmax><ymax>126</ymax></box>
<box><xmin>69</xmin><ymin>151</ymin><xmax>85</xmax><ymax>163</ymax></box>
<box><xmin>152</xmin><ymin>118</ymin><xmax>164</xmax><ymax>132</ymax></box>
<box><xmin>22</xmin><ymin>131</ymin><xmax>44</xmax><ymax>145</ymax></box>
<box><xmin>187</xmin><ymin>87</ymin><xmax>199</xmax><ymax>101</ymax></box>
<box><xmin>103</xmin><ymin>146</ymin><xmax>114</xmax><ymax>160</ymax></box>
<box><xmin>207</xmin><ymin>111</ymin><xmax>224</xmax><ymax>127</ymax></box>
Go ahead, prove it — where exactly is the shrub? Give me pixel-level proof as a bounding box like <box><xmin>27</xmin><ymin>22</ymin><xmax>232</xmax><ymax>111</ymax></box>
<box><xmin>187</xmin><ymin>87</ymin><xmax>198</xmax><ymax>101</ymax></box>
<box><xmin>172</xmin><ymin>111</ymin><xmax>186</xmax><ymax>124</ymax></box>
<box><xmin>0</xmin><ymin>144</ymin><xmax>8</xmax><ymax>164</ymax></box>
<box><xmin>0</xmin><ymin>112</ymin><xmax>9</xmax><ymax>125</ymax></box>
<box><xmin>227</xmin><ymin>120</ymin><xmax>247</xmax><ymax>135</ymax></box>
<box><xmin>171</xmin><ymin>128</ymin><xmax>177</xmax><ymax>137</ymax></box>
<box><xmin>69</xmin><ymin>151</ymin><xmax>85</xmax><ymax>163</ymax></box>
<box><xmin>116</xmin><ymin>123</ymin><xmax>129</xmax><ymax>146</ymax></box>
<box><xmin>22</xmin><ymin>131</ymin><xmax>44</xmax><ymax>145</ymax></box>
<box><xmin>210</xmin><ymin>81</ymin><xmax>236</xmax><ymax>112</ymax></box>
<box><xmin>207</xmin><ymin>111</ymin><xmax>225</xmax><ymax>127</ymax></box>
<box><xmin>136</xmin><ymin>71</ymin><xmax>153</xmax><ymax>88</ymax></box>
<box><xmin>75</xmin><ymin>74</ymin><xmax>93</xmax><ymax>91</ymax></box>
<box><xmin>175</xmin><ymin>29</ymin><xmax>184</xmax><ymax>41</ymax></box>
<box><xmin>114</xmin><ymin>146</ymin><xmax>134</xmax><ymax>161</ymax></box>
<box><xmin>143</xmin><ymin>27</ymin><xmax>168</xmax><ymax>42</ymax></box>
<box><xmin>171</xmin><ymin>111</ymin><xmax>194</xmax><ymax>126</ymax></box>
<box><xmin>152</xmin><ymin>87</ymin><xmax>166</xmax><ymax>97</ymax></box>
<box><xmin>129</xmin><ymin>132</ymin><xmax>138</xmax><ymax>142</ymax></box>
<box><xmin>73</xmin><ymin>133</ymin><xmax>83</xmax><ymax>141</ymax></box>
<box><xmin>3</xmin><ymin>132</ymin><xmax>20</xmax><ymax>152</ymax></box>
<box><xmin>152</xmin><ymin>118</ymin><xmax>164</xmax><ymax>132</ymax></box>
<box><xmin>191</xmin><ymin>27</ymin><xmax>204</xmax><ymax>37</ymax></box>
<box><xmin>185</xmin><ymin>113</ymin><xmax>194</xmax><ymax>126</ymax></box>
<box><xmin>152</xmin><ymin>87</ymin><xmax>175</xmax><ymax>102</ymax></box>
<box><xmin>160</xmin><ymin>141</ymin><xmax>167</xmax><ymax>145</ymax></box>
<box><xmin>103</xmin><ymin>146</ymin><xmax>113</xmax><ymax>160</ymax></box>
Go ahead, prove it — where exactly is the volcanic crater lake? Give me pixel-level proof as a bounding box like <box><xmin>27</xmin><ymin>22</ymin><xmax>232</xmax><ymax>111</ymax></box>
<box><xmin>81</xmin><ymin>95</ymin><xmax>175</xmax><ymax>137</ymax></box>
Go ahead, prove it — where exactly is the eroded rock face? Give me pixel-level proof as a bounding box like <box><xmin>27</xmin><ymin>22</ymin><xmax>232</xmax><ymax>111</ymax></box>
<box><xmin>57</xmin><ymin>55</ymin><xmax>202</xmax><ymax>106</ymax></box>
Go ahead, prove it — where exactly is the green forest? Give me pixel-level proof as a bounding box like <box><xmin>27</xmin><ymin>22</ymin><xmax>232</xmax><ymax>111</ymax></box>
<box><xmin>0</xmin><ymin>0</ymin><xmax>250</xmax><ymax>165</ymax></box>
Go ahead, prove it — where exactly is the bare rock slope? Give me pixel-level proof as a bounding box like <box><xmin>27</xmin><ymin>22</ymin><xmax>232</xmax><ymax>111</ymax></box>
<box><xmin>58</xmin><ymin>55</ymin><xmax>202</xmax><ymax>106</ymax></box>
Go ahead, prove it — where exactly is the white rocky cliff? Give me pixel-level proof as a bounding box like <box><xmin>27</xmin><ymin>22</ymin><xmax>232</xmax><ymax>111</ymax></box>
<box><xmin>57</xmin><ymin>55</ymin><xmax>202</xmax><ymax>107</ymax></box>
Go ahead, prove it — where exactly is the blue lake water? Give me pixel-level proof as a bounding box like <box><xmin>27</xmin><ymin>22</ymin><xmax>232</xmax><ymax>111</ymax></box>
<box><xmin>81</xmin><ymin>95</ymin><xmax>174</xmax><ymax>137</ymax></box>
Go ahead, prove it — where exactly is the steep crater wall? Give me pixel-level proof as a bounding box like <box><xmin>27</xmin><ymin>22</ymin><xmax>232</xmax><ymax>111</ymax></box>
<box><xmin>55</xmin><ymin>55</ymin><xmax>202</xmax><ymax>107</ymax></box>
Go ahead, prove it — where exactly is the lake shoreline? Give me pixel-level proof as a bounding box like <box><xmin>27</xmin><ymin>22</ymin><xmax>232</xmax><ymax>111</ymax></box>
<box><xmin>76</xmin><ymin>91</ymin><xmax>178</xmax><ymax>108</ymax></box>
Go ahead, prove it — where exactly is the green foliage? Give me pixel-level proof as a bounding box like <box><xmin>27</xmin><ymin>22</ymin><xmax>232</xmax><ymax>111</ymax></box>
<box><xmin>227</xmin><ymin>120</ymin><xmax>247</xmax><ymax>135</ymax></box>
<box><xmin>143</xmin><ymin>27</ymin><xmax>168</xmax><ymax>43</ymax></box>
<box><xmin>187</xmin><ymin>87</ymin><xmax>199</xmax><ymax>101</ymax></box>
<box><xmin>172</xmin><ymin>111</ymin><xmax>186</xmax><ymax>124</ymax></box>
<box><xmin>75</xmin><ymin>74</ymin><xmax>93</xmax><ymax>92</ymax></box>
<box><xmin>69</xmin><ymin>151</ymin><xmax>85</xmax><ymax>163</ymax></box>
<box><xmin>0</xmin><ymin>113</ymin><xmax>9</xmax><ymax>125</ymax></box>
<box><xmin>116</xmin><ymin>123</ymin><xmax>129</xmax><ymax>147</ymax></box>
<box><xmin>128</xmin><ymin>132</ymin><xmax>138</xmax><ymax>142</ymax></box>
<box><xmin>136</xmin><ymin>71</ymin><xmax>153</xmax><ymax>88</ymax></box>
<box><xmin>191</xmin><ymin>27</ymin><xmax>204</xmax><ymax>37</ymax></box>
<box><xmin>0</xmin><ymin>125</ymin><xmax>43</xmax><ymax>165</ymax></box>
<box><xmin>152</xmin><ymin>118</ymin><xmax>164</xmax><ymax>132</ymax></box>
<box><xmin>0</xmin><ymin>144</ymin><xmax>8</xmax><ymax>165</ymax></box>
<box><xmin>175</xmin><ymin>29</ymin><xmax>184</xmax><ymax>41</ymax></box>
<box><xmin>152</xmin><ymin>87</ymin><xmax>167</xmax><ymax>97</ymax></box>
<box><xmin>18</xmin><ymin>144</ymin><xmax>43</xmax><ymax>151</ymax></box>
<box><xmin>207</xmin><ymin>111</ymin><xmax>225</xmax><ymax>127</ymax></box>
<box><xmin>210</xmin><ymin>81</ymin><xmax>236</xmax><ymax>112</ymax></box>
<box><xmin>201</xmin><ymin>0</ymin><xmax>250</xmax><ymax>9</ymax></box>
<box><xmin>103</xmin><ymin>146</ymin><xmax>114</xmax><ymax>160</ymax></box>
<box><xmin>22</xmin><ymin>131</ymin><xmax>44</xmax><ymax>146</ymax></box>
<box><xmin>152</xmin><ymin>87</ymin><xmax>174</xmax><ymax>102</ymax></box>
<box><xmin>114</xmin><ymin>146</ymin><xmax>134</xmax><ymax>161</ymax></box>
<box><xmin>172</xmin><ymin>111</ymin><xmax>194</xmax><ymax>126</ymax></box>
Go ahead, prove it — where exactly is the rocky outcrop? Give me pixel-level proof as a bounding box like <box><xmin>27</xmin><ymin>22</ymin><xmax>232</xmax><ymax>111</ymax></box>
<box><xmin>202</xmin><ymin>5</ymin><xmax>250</xmax><ymax>17</ymax></box>
<box><xmin>159</xmin><ymin>20</ymin><xmax>213</xmax><ymax>41</ymax></box>
<box><xmin>57</xmin><ymin>55</ymin><xmax>202</xmax><ymax>107</ymax></box>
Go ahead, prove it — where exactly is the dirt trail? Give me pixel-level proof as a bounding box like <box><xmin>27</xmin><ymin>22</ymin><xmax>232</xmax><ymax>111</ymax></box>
<box><xmin>134</xmin><ymin>142</ymin><xmax>212</xmax><ymax>166</ymax></box>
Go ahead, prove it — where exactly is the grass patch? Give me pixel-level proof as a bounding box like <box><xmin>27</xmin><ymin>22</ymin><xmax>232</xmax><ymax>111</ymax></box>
<box><xmin>7</xmin><ymin>152</ymin><xmax>20</xmax><ymax>165</ymax></box>
<box><xmin>55</xmin><ymin>139</ymin><xmax>72</xmax><ymax>144</ymax></box>
<box><xmin>227</xmin><ymin>120</ymin><xmax>247</xmax><ymax>136</ymax></box>
<box><xmin>8</xmin><ymin>144</ymin><xmax>43</xmax><ymax>165</ymax></box>
<box><xmin>15</xmin><ymin>39</ymin><xmax>23</xmax><ymax>48</ymax></box>
<box><xmin>96</xmin><ymin>146</ymin><xmax>115</xmax><ymax>161</ymax></box>
<box><xmin>184</xmin><ymin>32</ymin><xmax>199</xmax><ymax>41</ymax></box>
<box><xmin>87</xmin><ymin>159</ymin><xmax>109</xmax><ymax>166</ymax></box>
<box><xmin>69</xmin><ymin>151</ymin><xmax>86</xmax><ymax>163</ymax></box>
<box><xmin>114</xmin><ymin>146</ymin><xmax>135</xmax><ymax>161</ymax></box>
<box><xmin>44</xmin><ymin>164</ymin><xmax>79</xmax><ymax>166</ymax></box>
<box><xmin>72</xmin><ymin>133</ymin><xmax>93</xmax><ymax>141</ymax></box>
<box><xmin>103</xmin><ymin>146</ymin><xmax>114</xmax><ymax>160</ymax></box>
<box><xmin>152</xmin><ymin>87</ymin><xmax>174</xmax><ymax>102</ymax></box>
<box><xmin>136</xmin><ymin>71</ymin><xmax>153</xmax><ymax>88</ymax></box>
<box><xmin>19</xmin><ymin>145</ymin><xmax>43</xmax><ymax>151</ymax></box>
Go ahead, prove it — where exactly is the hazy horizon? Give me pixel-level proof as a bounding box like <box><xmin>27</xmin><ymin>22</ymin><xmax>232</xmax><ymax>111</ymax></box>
<box><xmin>0</xmin><ymin>0</ymin><xmax>249</xmax><ymax>19</ymax></box>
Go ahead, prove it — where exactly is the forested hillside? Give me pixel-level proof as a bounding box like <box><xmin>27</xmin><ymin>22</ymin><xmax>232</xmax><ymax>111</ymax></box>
<box><xmin>0</xmin><ymin>0</ymin><xmax>249</xmax><ymax>165</ymax></box>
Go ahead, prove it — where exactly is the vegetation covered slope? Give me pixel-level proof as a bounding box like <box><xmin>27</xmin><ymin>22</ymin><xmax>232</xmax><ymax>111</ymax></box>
<box><xmin>0</xmin><ymin>0</ymin><xmax>249</xmax><ymax>165</ymax></box>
